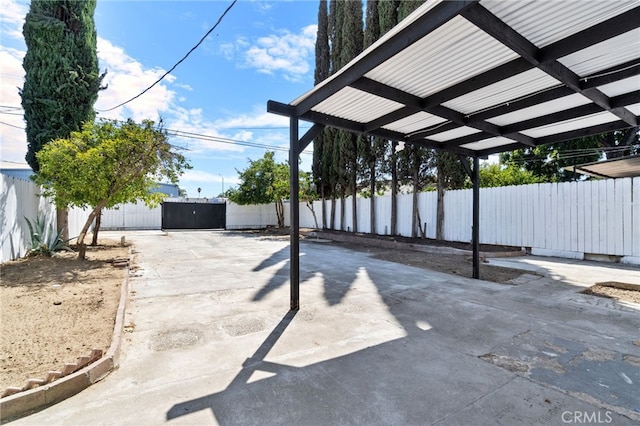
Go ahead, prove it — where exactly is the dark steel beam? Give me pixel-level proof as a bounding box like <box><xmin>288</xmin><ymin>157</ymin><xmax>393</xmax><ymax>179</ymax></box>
<box><xmin>267</xmin><ymin>100</ymin><xmax>296</xmax><ymax>117</ymax></box>
<box><xmin>471</xmin><ymin>156</ymin><xmax>480</xmax><ymax>279</ymax></box>
<box><xmin>536</xmin><ymin>120</ymin><xmax>634</xmax><ymax>145</ymax></box>
<box><xmin>295</xmin><ymin>1</ymin><xmax>476</xmax><ymax>115</ymax></box>
<box><xmin>461</xmin><ymin>3</ymin><xmax>637</xmax><ymax>127</ymax></box>
<box><xmin>408</xmin><ymin>139</ymin><xmax>476</xmax><ymax>157</ymax></box>
<box><xmin>300</xmin><ymin>110</ymin><xmax>404</xmax><ymax>142</ymax></box>
<box><xmin>289</xmin><ymin>117</ymin><xmax>300</xmax><ymax>311</ymax></box>
<box><xmin>422</xmin><ymin>58</ymin><xmax>534</xmax><ymax>109</ymax></box>
<box><xmin>458</xmin><ymin>154</ymin><xmax>473</xmax><ymax>178</ymax></box>
<box><xmin>580</xmin><ymin>60</ymin><xmax>640</xmax><ymax>89</ymax></box>
<box><xmin>297</xmin><ymin>123</ymin><xmax>325</xmax><ymax>153</ymax></box>
<box><xmin>466</xmin><ymin>86</ymin><xmax>574</xmax><ymax>122</ymax></box>
<box><xmin>538</xmin><ymin>8</ymin><xmax>640</xmax><ymax>63</ymax></box>
<box><xmin>406</xmin><ymin>121</ymin><xmax>459</xmax><ymax>139</ymax></box>
<box><xmin>611</xmin><ymin>90</ymin><xmax>640</xmax><ymax>109</ymax></box>
<box><xmin>478</xmin><ymin>142</ymin><xmax>529</xmax><ymax>157</ymax></box>
<box><xmin>501</xmin><ymin>104</ymin><xmax>604</xmax><ymax>135</ymax></box>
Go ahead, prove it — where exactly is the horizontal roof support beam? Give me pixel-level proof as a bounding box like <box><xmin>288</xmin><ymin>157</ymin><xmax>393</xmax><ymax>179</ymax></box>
<box><xmin>538</xmin><ymin>7</ymin><xmax>640</xmax><ymax>63</ymax></box>
<box><xmin>580</xmin><ymin>59</ymin><xmax>640</xmax><ymax>89</ymax></box>
<box><xmin>462</xmin><ymin>3</ymin><xmax>637</xmax><ymax>127</ymax></box>
<box><xmin>407</xmin><ymin>140</ymin><xmax>476</xmax><ymax>157</ymax></box>
<box><xmin>300</xmin><ymin>110</ymin><xmax>405</xmax><ymax>143</ymax></box>
<box><xmin>536</xmin><ymin>120</ymin><xmax>633</xmax><ymax>145</ymax></box>
<box><xmin>267</xmin><ymin>100</ymin><xmax>296</xmax><ymax>117</ymax></box>
<box><xmin>611</xmin><ymin>90</ymin><xmax>640</xmax><ymax>108</ymax></box>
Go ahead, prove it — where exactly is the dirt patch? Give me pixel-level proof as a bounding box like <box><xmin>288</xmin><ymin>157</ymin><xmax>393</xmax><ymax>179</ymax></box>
<box><xmin>582</xmin><ymin>282</ymin><xmax>640</xmax><ymax>305</ymax></box>
<box><xmin>0</xmin><ymin>239</ymin><xmax>129</xmax><ymax>392</ymax></box>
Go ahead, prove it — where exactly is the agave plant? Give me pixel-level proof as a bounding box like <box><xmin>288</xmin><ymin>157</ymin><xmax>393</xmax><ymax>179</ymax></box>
<box><xmin>24</xmin><ymin>216</ymin><xmax>72</xmax><ymax>257</ymax></box>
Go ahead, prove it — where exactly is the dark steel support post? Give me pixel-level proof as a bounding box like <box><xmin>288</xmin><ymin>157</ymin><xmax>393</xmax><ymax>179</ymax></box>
<box><xmin>472</xmin><ymin>156</ymin><xmax>480</xmax><ymax>279</ymax></box>
<box><xmin>289</xmin><ymin>117</ymin><xmax>300</xmax><ymax>310</ymax></box>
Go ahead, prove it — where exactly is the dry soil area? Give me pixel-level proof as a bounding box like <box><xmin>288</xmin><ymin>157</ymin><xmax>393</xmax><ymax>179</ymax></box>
<box><xmin>0</xmin><ymin>239</ymin><xmax>129</xmax><ymax>392</ymax></box>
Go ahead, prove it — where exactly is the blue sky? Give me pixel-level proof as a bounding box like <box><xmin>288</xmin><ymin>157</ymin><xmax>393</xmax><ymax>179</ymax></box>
<box><xmin>1</xmin><ymin>0</ymin><xmax>319</xmax><ymax>198</ymax></box>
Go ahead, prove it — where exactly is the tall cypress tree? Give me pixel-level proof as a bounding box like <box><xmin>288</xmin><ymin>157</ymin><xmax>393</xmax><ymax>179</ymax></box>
<box><xmin>312</xmin><ymin>0</ymin><xmax>331</xmax><ymax>228</ymax></box>
<box><xmin>363</xmin><ymin>0</ymin><xmax>386</xmax><ymax>234</ymax></box>
<box><xmin>340</xmin><ymin>0</ymin><xmax>364</xmax><ymax>232</ymax></box>
<box><xmin>378</xmin><ymin>0</ymin><xmax>400</xmax><ymax>235</ymax></box>
<box><xmin>21</xmin><ymin>0</ymin><xmax>104</xmax><ymax>172</ymax></box>
<box><xmin>397</xmin><ymin>0</ymin><xmax>435</xmax><ymax>238</ymax></box>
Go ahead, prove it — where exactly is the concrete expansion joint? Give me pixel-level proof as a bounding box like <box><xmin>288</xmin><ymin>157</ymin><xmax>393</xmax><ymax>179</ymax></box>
<box><xmin>0</xmin><ymin>248</ymin><xmax>132</xmax><ymax>423</ymax></box>
<box><xmin>432</xmin><ymin>375</ymin><xmax>519</xmax><ymax>425</ymax></box>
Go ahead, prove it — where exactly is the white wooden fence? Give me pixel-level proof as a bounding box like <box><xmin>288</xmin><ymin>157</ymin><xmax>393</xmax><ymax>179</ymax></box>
<box><xmin>238</xmin><ymin>177</ymin><xmax>640</xmax><ymax>265</ymax></box>
<box><xmin>1</xmin><ymin>175</ymin><xmax>89</xmax><ymax>263</ymax></box>
<box><xmin>4</xmin><ymin>174</ymin><xmax>638</xmax><ymax>264</ymax></box>
<box><xmin>101</xmin><ymin>201</ymin><xmax>162</xmax><ymax>230</ymax></box>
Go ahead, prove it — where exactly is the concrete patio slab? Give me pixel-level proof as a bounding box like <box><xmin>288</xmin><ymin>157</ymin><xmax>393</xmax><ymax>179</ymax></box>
<box><xmin>10</xmin><ymin>230</ymin><xmax>639</xmax><ymax>425</ymax></box>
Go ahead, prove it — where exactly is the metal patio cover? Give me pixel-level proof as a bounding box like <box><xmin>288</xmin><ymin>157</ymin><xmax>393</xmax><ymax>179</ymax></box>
<box><xmin>564</xmin><ymin>155</ymin><xmax>640</xmax><ymax>179</ymax></box>
<box><xmin>267</xmin><ymin>0</ymin><xmax>640</xmax><ymax>310</ymax></box>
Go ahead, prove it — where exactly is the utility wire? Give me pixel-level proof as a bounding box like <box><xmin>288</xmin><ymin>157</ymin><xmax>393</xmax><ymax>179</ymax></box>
<box><xmin>98</xmin><ymin>0</ymin><xmax>237</xmax><ymax>112</ymax></box>
<box><xmin>0</xmin><ymin>121</ymin><xmax>24</xmax><ymax>130</ymax></box>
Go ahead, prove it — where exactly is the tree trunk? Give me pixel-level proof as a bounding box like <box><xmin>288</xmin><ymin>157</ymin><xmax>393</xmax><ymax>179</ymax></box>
<box><xmin>370</xmin><ymin>157</ymin><xmax>376</xmax><ymax>234</ymax></box>
<box><xmin>76</xmin><ymin>201</ymin><xmax>107</xmax><ymax>260</ymax></box>
<box><xmin>275</xmin><ymin>199</ymin><xmax>284</xmax><ymax>227</ymax></box>
<box><xmin>390</xmin><ymin>141</ymin><xmax>398</xmax><ymax>236</ymax></box>
<box><xmin>351</xmin><ymin>165</ymin><xmax>357</xmax><ymax>233</ymax></box>
<box><xmin>56</xmin><ymin>207</ymin><xmax>69</xmax><ymax>242</ymax></box>
<box><xmin>330</xmin><ymin>197</ymin><xmax>336</xmax><ymax>229</ymax></box>
<box><xmin>340</xmin><ymin>190</ymin><xmax>346</xmax><ymax>231</ymax></box>
<box><xmin>91</xmin><ymin>208</ymin><xmax>102</xmax><ymax>246</ymax></box>
<box><xmin>436</xmin><ymin>167</ymin><xmax>445</xmax><ymax>240</ymax></box>
<box><xmin>321</xmin><ymin>186</ymin><xmax>327</xmax><ymax>229</ymax></box>
<box><xmin>306</xmin><ymin>201</ymin><xmax>319</xmax><ymax>229</ymax></box>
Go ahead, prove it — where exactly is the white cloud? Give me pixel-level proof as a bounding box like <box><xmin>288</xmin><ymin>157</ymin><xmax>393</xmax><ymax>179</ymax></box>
<box><xmin>240</xmin><ymin>25</ymin><xmax>317</xmax><ymax>81</ymax></box>
<box><xmin>214</xmin><ymin>108</ymin><xmax>289</xmax><ymax>129</ymax></box>
<box><xmin>0</xmin><ymin>0</ymin><xmax>27</xmax><ymax>40</ymax></box>
<box><xmin>180</xmin><ymin>169</ymin><xmax>238</xmax><ymax>185</ymax></box>
<box><xmin>95</xmin><ymin>37</ymin><xmax>177</xmax><ymax>123</ymax></box>
<box><xmin>0</xmin><ymin>0</ymin><xmax>297</xmax><ymax>166</ymax></box>
<box><xmin>0</xmin><ymin>46</ymin><xmax>27</xmax><ymax>163</ymax></box>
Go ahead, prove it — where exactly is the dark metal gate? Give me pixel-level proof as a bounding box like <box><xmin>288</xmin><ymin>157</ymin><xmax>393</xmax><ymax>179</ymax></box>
<box><xmin>161</xmin><ymin>202</ymin><xmax>226</xmax><ymax>229</ymax></box>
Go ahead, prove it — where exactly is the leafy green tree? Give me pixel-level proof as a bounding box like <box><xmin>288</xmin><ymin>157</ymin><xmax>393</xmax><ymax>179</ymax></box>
<box><xmin>33</xmin><ymin>119</ymin><xmax>190</xmax><ymax>259</ymax></box>
<box><xmin>474</xmin><ymin>163</ymin><xmax>543</xmax><ymax>188</ymax></box>
<box><xmin>21</xmin><ymin>0</ymin><xmax>105</xmax><ymax>172</ymax></box>
<box><xmin>227</xmin><ymin>152</ymin><xmax>316</xmax><ymax>228</ymax></box>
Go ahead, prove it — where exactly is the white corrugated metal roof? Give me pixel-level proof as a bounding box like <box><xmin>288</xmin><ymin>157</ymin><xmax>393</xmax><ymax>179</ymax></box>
<box><xmin>592</xmin><ymin>76</ymin><xmax>640</xmax><ymax>98</ymax></box>
<box><xmin>383</xmin><ymin>112</ymin><xmax>447</xmax><ymax>134</ymax></box>
<box><xmin>460</xmin><ymin>137</ymin><xmax>515</xmax><ymax>151</ymax></box>
<box><xmin>270</xmin><ymin>0</ymin><xmax>639</xmax><ymax>157</ymax></box>
<box><xmin>365</xmin><ymin>16</ymin><xmax>518</xmax><ymax>99</ymax></box>
<box><xmin>522</xmin><ymin>112</ymin><xmax>621</xmax><ymax>138</ymax></box>
<box><xmin>482</xmin><ymin>1</ymin><xmax>638</xmax><ymax>48</ymax></box>
<box><xmin>313</xmin><ymin>87</ymin><xmax>403</xmax><ymax>123</ymax></box>
<box><xmin>443</xmin><ymin>68</ymin><xmax>561</xmax><ymax>115</ymax></box>
<box><xmin>486</xmin><ymin>94</ymin><xmax>592</xmax><ymax>127</ymax></box>
<box><xmin>559</xmin><ymin>29</ymin><xmax>640</xmax><ymax>77</ymax></box>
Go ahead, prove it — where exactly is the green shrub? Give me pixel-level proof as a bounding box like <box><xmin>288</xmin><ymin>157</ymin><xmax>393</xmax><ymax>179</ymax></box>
<box><xmin>24</xmin><ymin>216</ymin><xmax>72</xmax><ymax>257</ymax></box>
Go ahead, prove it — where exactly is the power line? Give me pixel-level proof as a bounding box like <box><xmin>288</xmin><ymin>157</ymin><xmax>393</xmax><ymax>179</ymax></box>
<box><xmin>97</xmin><ymin>0</ymin><xmax>237</xmax><ymax>112</ymax></box>
<box><xmin>0</xmin><ymin>121</ymin><xmax>24</xmax><ymax>130</ymax></box>
<box><xmin>168</xmin><ymin>128</ymin><xmax>312</xmax><ymax>155</ymax></box>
